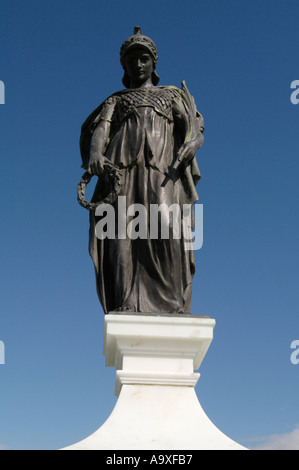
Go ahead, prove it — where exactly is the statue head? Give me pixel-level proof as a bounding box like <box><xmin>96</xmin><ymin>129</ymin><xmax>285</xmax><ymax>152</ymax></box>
<box><xmin>120</xmin><ymin>26</ymin><xmax>160</xmax><ymax>88</ymax></box>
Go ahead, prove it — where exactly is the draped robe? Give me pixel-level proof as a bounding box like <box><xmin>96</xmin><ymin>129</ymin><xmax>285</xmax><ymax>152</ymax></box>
<box><xmin>80</xmin><ymin>84</ymin><xmax>204</xmax><ymax>314</ymax></box>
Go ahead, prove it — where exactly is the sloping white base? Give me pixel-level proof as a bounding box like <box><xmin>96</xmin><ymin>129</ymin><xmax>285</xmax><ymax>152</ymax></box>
<box><xmin>62</xmin><ymin>313</ymin><xmax>246</xmax><ymax>450</ymax></box>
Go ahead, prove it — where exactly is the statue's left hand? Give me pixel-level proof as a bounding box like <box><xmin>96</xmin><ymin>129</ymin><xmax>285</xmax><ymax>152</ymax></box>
<box><xmin>173</xmin><ymin>141</ymin><xmax>197</xmax><ymax>170</ymax></box>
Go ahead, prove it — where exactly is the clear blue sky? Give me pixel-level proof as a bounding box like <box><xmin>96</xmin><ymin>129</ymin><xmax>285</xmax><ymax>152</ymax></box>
<box><xmin>0</xmin><ymin>0</ymin><xmax>299</xmax><ymax>450</ymax></box>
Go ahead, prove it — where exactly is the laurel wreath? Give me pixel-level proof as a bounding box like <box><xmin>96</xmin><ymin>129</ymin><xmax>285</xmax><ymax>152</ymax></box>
<box><xmin>77</xmin><ymin>164</ymin><xmax>123</xmax><ymax>211</ymax></box>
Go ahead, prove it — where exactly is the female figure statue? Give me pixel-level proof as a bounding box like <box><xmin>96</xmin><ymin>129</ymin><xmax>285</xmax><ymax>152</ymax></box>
<box><xmin>79</xmin><ymin>27</ymin><xmax>205</xmax><ymax>314</ymax></box>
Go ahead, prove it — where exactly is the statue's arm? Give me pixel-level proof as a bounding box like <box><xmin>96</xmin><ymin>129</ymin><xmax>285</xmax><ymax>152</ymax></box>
<box><xmin>88</xmin><ymin>121</ymin><xmax>111</xmax><ymax>174</ymax></box>
<box><xmin>175</xmin><ymin>118</ymin><xmax>204</xmax><ymax>169</ymax></box>
<box><xmin>172</xmin><ymin>86</ymin><xmax>204</xmax><ymax>169</ymax></box>
<box><xmin>87</xmin><ymin>98</ymin><xmax>118</xmax><ymax>175</ymax></box>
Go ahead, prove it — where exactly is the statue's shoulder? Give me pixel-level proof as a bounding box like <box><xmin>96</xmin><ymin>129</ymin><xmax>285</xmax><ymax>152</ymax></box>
<box><xmin>156</xmin><ymin>83</ymin><xmax>194</xmax><ymax>100</ymax></box>
<box><xmin>157</xmin><ymin>85</ymin><xmax>179</xmax><ymax>90</ymax></box>
<box><xmin>151</xmin><ymin>85</ymin><xmax>184</xmax><ymax>104</ymax></box>
<box><xmin>157</xmin><ymin>85</ymin><xmax>182</xmax><ymax>94</ymax></box>
<box><xmin>81</xmin><ymin>92</ymin><xmax>120</xmax><ymax>130</ymax></box>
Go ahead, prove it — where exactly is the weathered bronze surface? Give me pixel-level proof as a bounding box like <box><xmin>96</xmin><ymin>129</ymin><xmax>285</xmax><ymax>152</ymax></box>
<box><xmin>79</xmin><ymin>27</ymin><xmax>205</xmax><ymax>314</ymax></box>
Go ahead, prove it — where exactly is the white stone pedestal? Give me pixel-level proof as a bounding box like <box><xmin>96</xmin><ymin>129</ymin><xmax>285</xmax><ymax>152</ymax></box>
<box><xmin>63</xmin><ymin>313</ymin><xmax>246</xmax><ymax>450</ymax></box>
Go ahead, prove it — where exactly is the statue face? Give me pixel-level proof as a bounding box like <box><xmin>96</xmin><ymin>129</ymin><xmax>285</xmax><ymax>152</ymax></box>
<box><xmin>124</xmin><ymin>46</ymin><xmax>154</xmax><ymax>87</ymax></box>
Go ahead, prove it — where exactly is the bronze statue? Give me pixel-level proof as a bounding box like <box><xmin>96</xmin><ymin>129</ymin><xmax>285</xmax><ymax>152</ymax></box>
<box><xmin>78</xmin><ymin>27</ymin><xmax>205</xmax><ymax>315</ymax></box>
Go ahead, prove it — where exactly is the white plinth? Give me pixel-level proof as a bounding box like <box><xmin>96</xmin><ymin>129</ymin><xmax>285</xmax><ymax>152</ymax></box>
<box><xmin>63</xmin><ymin>313</ymin><xmax>246</xmax><ymax>450</ymax></box>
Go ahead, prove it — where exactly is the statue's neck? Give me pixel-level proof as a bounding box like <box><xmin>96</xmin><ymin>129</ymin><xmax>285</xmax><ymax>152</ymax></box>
<box><xmin>129</xmin><ymin>78</ymin><xmax>154</xmax><ymax>89</ymax></box>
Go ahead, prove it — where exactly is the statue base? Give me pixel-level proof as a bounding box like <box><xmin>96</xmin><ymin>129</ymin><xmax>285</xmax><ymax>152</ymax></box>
<box><xmin>62</xmin><ymin>313</ymin><xmax>246</xmax><ymax>450</ymax></box>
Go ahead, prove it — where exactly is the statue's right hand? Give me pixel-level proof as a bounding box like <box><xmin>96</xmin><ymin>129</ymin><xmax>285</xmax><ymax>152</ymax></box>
<box><xmin>88</xmin><ymin>154</ymin><xmax>113</xmax><ymax>175</ymax></box>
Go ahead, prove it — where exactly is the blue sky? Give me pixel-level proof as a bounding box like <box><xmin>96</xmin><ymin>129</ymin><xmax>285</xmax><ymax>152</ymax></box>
<box><xmin>0</xmin><ymin>0</ymin><xmax>299</xmax><ymax>450</ymax></box>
